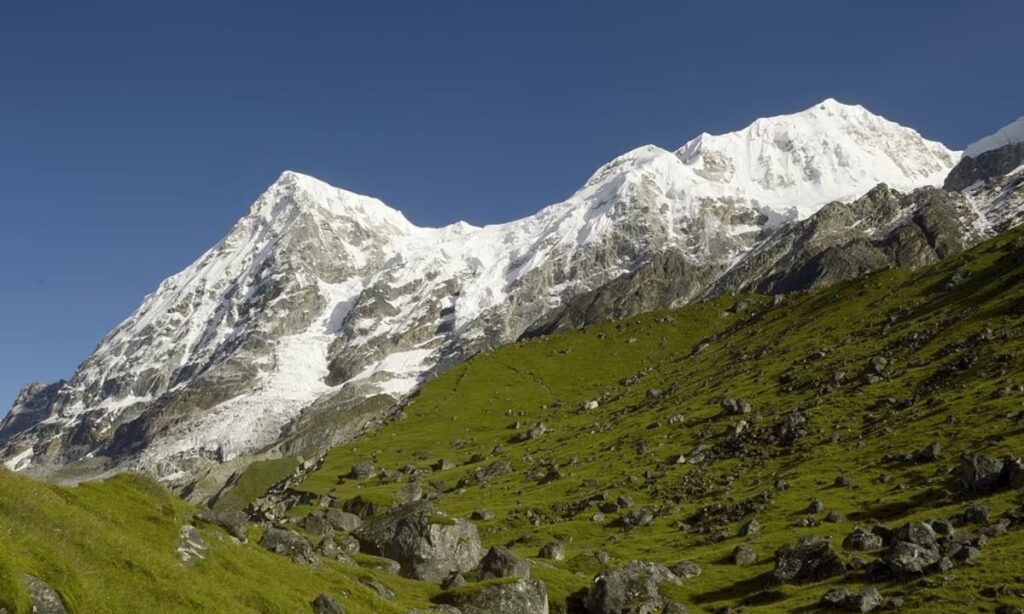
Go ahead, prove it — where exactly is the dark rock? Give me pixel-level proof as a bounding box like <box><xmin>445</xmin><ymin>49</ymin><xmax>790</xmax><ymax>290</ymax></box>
<box><xmin>432</xmin><ymin>458</ymin><xmax>455</xmax><ymax>471</ymax></box>
<box><xmin>440</xmin><ymin>571</ymin><xmax>466</xmax><ymax>590</ymax></box>
<box><xmin>963</xmin><ymin>502</ymin><xmax>990</xmax><ymax>524</ymax></box>
<box><xmin>360</xmin><ymin>577</ymin><xmax>395</xmax><ymax>599</ymax></box>
<box><xmin>259</xmin><ymin>527</ymin><xmax>318</xmax><ymax>565</ymax></box>
<box><xmin>349</xmin><ymin>461</ymin><xmax>378</xmax><ymax>481</ymax></box>
<box><xmin>773</xmin><ymin>536</ymin><xmax>847</xmax><ymax>584</ymax></box>
<box><xmin>584</xmin><ymin>561</ymin><xmax>679</xmax><ymax>614</ymax></box>
<box><xmin>478</xmin><ymin>546</ymin><xmax>531</xmax><ymax>580</ymax></box>
<box><xmin>326</xmin><ymin>509</ymin><xmax>363</xmax><ymax>532</ymax></box>
<box><xmin>538</xmin><ymin>543</ymin><xmax>566</xmax><ymax>561</ymax></box>
<box><xmin>883</xmin><ymin>541</ymin><xmax>941</xmax><ymax>578</ymax></box>
<box><xmin>303</xmin><ymin>513</ymin><xmax>332</xmax><ymax>537</ymax></box>
<box><xmin>469</xmin><ymin>509</ymin><xmax>495</xmax><ymax>521</ymax></box>
<box><xmin>843</xmin><ymin>526</ymin><xmax>884</xmax><ymax>551</ymax></box>
<box><xmin>820</xmin><ymin>588</ymin><xmax>849</xmax><ymax>608</ymax></box>
<box><xmin>355</xmin><ymin>500</ymin><xmax>484</xmax><ymax>581</ymax></box>
<box><xmin>195</xmin><ymin>509</ymin><xmax>248</xmax><ymax>542</ymax></box>
<box><xmin>893</xmin><ymin>521</ymin><xmax>938</xmax><ymax>549</ymax></box>
<box><xmin>669</xmin><ymin>561</ymin><xmax>702</xmax><ymax>579</ymax></box>
<box><xmin>960</xmin><ymin>454</ymin><xmax>1005</xmax><ymax>493</ymax></box>
<box><xmin>846</xmin><ymin>587</ymin><xmax>883</xmax><ymax>612</ymax></box>
<box><xmin>311</xmin><ymin>593</ymin><xmax>345</xmax><ymax>614</ymax></box>
<box><xmin>909</xmin><ymin>442</ymin><xmax>941</xmax><ymax>464</ymax></box>
<box><xmin>441</xmin><ymin>578</ymin><xmax>548</xmax><ymax>614</ymax></box>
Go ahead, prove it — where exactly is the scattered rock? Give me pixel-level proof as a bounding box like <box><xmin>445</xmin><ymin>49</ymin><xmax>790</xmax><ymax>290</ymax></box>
<box><xmin>195</xmin><ymin>509</ymin><xmax>248</xmax><ymax>542</ymax></box>
<box><xmin>478</xmin><ymin>546</ymin><xmax>531</xmax><ymax>580</ymax></box>
<box><xmin>773</xmin><ymin>536</ymin><xmax>847</xmax><ymax>584</ymax></box>
<box><xmin>740</xmin><ymin>518</ymin><xmax>760</xmax><ymax>536</ymax></box>
<box><xmin>355</xmin><ymin>500</ymin><xmax>484</xmax><ymax>581</ymax></box>
<box><xmin>843</xmin><ymin>526</ymin><xmax>884</xmax><ymax>551</ymax></box>
<box><xmin>311</xmin><ymin>593</ymin><xmax>345</xmax><ymax>614</ymax></box>
<box><xmin>960</xmin><ymin>454</ymin><xmax>1005</xmax><ymax>493</ymax></box>
<box><xmin>584</xmin><ymin>561</ymin><xmax>679</xmax><ymax>614</ymax></box>
<box><xmin>732</xmin><ymin>544</ymin><xmax>757</xmax><ymax>566</ymax></box>
<box><xmin>259</xmin><ymin>527</ymin><xmax>318</xmax><ymax>566</ymax></box>
<box><xmin>440</xmin><ymin>578</ymin><xmax>548</xmax><ymax>614</ymax></box>
<box><xmin>176</xmin><ymin>524</ymin><xmax>208</xmax><ymax>567</ymax></box>
<box><xmin>24</xmin><ymin>575</ymin><xmax>67</xmax><ymax>614</ymax></box>
<box><xmin>538</xmin><ymin>543</ymin><xmax>566</xmax><ymax>561</ymax></box>
<box><xmin>882</xmin><ymin>541</ymin><xmax>941</xmax><ymax>578</ymax></box>
<box><xmin>669</xmin><ymin>561</ymin><xmax>702</xmax><ymax>579</ymax></box>
<box><xmin>360</xmin><ymin>577</ymin><xmax>395</xmax><ymax>599</ymax></box>
<box><xmin>349</xmin><ymin>461</ymin><xmax>378</xmax><ymax>481</ymax></box>
<box><xmin>326</xmin><ymin>509</ymin><xmax>363</xmax><ymax>532</ymax></box>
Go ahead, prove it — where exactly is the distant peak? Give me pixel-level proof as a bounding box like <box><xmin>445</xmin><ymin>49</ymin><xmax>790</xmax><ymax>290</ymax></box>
<box><xmin>965</xmin><ymin>116</ymin><xmax>1024</xmax><ymax>158</ymax></box>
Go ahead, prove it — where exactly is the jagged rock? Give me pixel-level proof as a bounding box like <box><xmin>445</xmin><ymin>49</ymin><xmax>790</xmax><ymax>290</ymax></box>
<box><xmin>24</xmin><ymin>575</ymin><xmax>67</xmax><ymax>614</ymax></box>
<box><xmin>470</xmin><ymin>460</ymin><xmax>513</xmax><ymax>485</ymax></box>
<box><xmin>732</xmin><ymin>544</ymin><xmax>757</xmax><ymax>566</ymax></box>
<box><xmin>843</xmin><ymin>526</ymin><xmax>884</xmax><ymax>551</ymax></box>
<box><xmin>894</xmin><ymin>521</ymin><xmax>938</xmax><ymax>549</ymax></box>
<box><xmin>396</xmin><ymin>482</ymin><xmax>425</xmax><ymax>503</ymax></box>
<box><xmin>259</xmin><ymin>527</ymin><xmax>318</xmax><ymax>565</ymax></box>
<box><xmin>441</xmin><ymin>571</ymin><xmax>466</xmax><ymax>590</ymax></box>
<box><xmin>479</xmin><ymin>546</ymin><xmax>531</xmax><ymax>580</ymax></box>
<box><xmin>195</xmin><ymin>509</ymin><xmax>248</xmax><ymax>542</ymax></box>
<box><xmin>441</xmin><ymin>578</ymin><xmax>548</xmax><ymax>614</ymax></box>
<box><xmin>176</xmin><ymin>524</ymin><xmax>208</xmax><ymax>567</ymax></box>
<box><xmin>960</xmin><ymin>454</ymin><xmax>1006</xmax><ymax>493</ymax></box>
<box><xmin>355</xmin><ymin>500</ymin><xmax>484</xmax><ymax>581</ymax></box>
<box><xmin>361</xmin><ymin>577</ymin><xmax>396</xmax><ymax>599</ymax></box>
<box><xmin>326</xmin><ymin>509</ymin><xmax>363</xmax><ymax>532</ymax></box>
<box><xmin>349</xmin><ymin>461</ymin><xmax>379</xmax><ymax>481</ymax></box>
<box><xmin>883</xmin><ymin>541</ymin><xmax>941</xmax><ymax>578</ymax></box>
<box><xmin>773</xmin><ymin>536</ymin><xmax>847</xmax><ymax>584</ymax></box>
<box><xmin>820</xmin><ymin>587</ymin><xmax>883</xmax><ymax>612</ymax></box>
<box><xmin>538</xmin><ymin>543</ymin><xmax>566</xmax><ymax>561</ymax></box>
<box><xmin>311</xmin><ymin>594</ymin><xmax>345</xmax><ymax>614</ymax></box>
<box><xmin>584</xmin><ymin>561</ymin><xmax>679</xmax><ymax>614</ymax></box>
<box><xmin>669</xmin><ymin>561</ymin><xmax>702</xmax><ymax>579</ymax></box>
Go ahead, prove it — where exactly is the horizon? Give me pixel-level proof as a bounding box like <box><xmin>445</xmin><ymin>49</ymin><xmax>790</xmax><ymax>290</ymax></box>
<box><xmin>2</xmin><ymin>1</ymin><xmax>1023</xmax><ymax>410</ymax></box>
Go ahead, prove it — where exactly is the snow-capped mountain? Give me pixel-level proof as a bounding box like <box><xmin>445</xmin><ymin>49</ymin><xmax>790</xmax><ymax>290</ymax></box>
<box><xmin>0</xmin><ymin>99</ymin><xmax>965</xmax><ymax>486</ymax></box>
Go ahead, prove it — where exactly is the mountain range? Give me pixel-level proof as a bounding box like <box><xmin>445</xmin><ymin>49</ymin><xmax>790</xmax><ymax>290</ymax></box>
<box><xmin>3</xmin><ymin>98</ymin><xmax>1022</xmax><ymax>499</ymax></box>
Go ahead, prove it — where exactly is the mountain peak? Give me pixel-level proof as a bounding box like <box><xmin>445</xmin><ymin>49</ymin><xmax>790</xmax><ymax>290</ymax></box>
<box><xmin>965</xmin><ymin>116</ymin><xmax>1024</xmax><ymax>159</ymax></box>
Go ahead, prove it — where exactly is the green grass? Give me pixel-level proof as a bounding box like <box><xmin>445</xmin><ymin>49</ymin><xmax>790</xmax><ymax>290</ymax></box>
<box><xmin>211</xmin><ymin>456</ymin><xmax>299</xmax><ymax>511</ymax></box>
<box><xmin>3</xmin><ymin>226</ymin><xmax>1024</xmax><ymax>612</ymax></box>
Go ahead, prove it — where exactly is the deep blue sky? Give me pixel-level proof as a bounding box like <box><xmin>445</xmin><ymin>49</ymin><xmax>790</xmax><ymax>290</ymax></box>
<box><xmin>1</xmin><ymin>1</ymin><xmax>1022</xmax><ymax>410</ymax></box>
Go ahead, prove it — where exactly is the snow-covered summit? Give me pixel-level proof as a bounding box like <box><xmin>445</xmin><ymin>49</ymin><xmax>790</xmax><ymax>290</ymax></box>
<box><xmin>965</xmin><ymin>116</ymin><xmax>1024</xmax><ymax>159</ymax></box>
<box><xmin>0</xmin><ymin>98</ymin><xmax>964</xmax><ymax>484</ymax></box>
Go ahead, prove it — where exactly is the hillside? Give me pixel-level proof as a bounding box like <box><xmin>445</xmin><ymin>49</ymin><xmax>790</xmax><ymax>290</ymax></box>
<box><xmin>4</xmin><ymin>222</ymin><xmax>1023</xmax><ymax>613</ymax></box>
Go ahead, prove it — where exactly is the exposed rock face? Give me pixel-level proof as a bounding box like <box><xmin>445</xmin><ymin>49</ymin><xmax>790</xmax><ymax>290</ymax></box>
<box><xmin>478</xmin><ymin>546</ymin><xmax>531</xmax><ymax>580</ymax></box>
<box><xmin>584</xmin><ymin>561</ymin><xmax>680</xmax><ymax>614</ymax></box>
<box><xmin>441</xmin><ymin>578</ymin><xmax>549</xmax><ymax>614</ymax></box>
<box><xmin>946</xmin><ymin>142</ymin><xmax>1024</xmax><ymax>192</ymax></box>
<box><xmin>354</xmin><ymin>500</ymin><xmax>484</xmax><ymax>581</ymax></box>
<box><xmin>0</xmin><ymin>99</ymin><xmax>974</xmax><ymax>488</ymax></box>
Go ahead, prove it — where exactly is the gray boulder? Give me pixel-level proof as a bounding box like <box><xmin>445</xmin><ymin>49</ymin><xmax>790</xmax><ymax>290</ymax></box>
<box><xmin>350</xmin><ymin>461</ymin><xmax>378</xmax><ymax>481</ymax></box>
<box><xmin>842</xmin><ymin>526</ymin><xmax>884</xmax><ymax>551</ymax></box>
<box><xmin>326</xmin><ymin>509</ymin><xmax>363</xmax><ymax>532</ymax></box>
<box><xmin>584</xmin><ymin>561</ymin><xmax>679</xmax><ymax>614</ymax></box>
<box><xmin>259</xmin><ymin>527</ymin><xmax>318</xmax><ymax>565</ymax></box>
<box><xmin>960</xmin><ymin>454</ymin><xmax>1005</xmax><ymax>493</ymax></box>
<box><xmin>883</xmin><ymin>541</ymin><xmax>941</xmax><ymax>578</ymax></box>
<box><xmin>478</xmin><ymin>546</ymin><xmax>531</xmax><ymax>580</ymax></box>
<box><xmin>355</xmin><ymin>500</ymin><xmax>484</xmax><ymax>581</ymax></box>
<box><xmin>24</xmin><ymin>575</ymin><xmax>67</xmax><ymax>614</ymax></box>
<box><xmin>176</xmin><ymin>524</ymin><xmax>208</xmax><ymax>567</ymax></box>
<box><xmin>195</xmin><ymin>509</ymin><xmax>248</xmax><ymax>542</ymax></box>
<box><xmin>441</xmin><ymin>578</ymin><xmax>548</xmax><ymax>614</ymax></box>
<box><xmin>773</xmin><ymin>536</ymin><xmax>847</xmax><ymax>584</ymax></box>
<box><xmin>311</xmin><ymin>593</ymin><xmax>345</xmax><ymax>614</ymax></box>
<box><xmin>538</xmin><ymin>543</ymin><xmax>566</xmax><ymax>561</ymax></box>
<box><xmin>669</xmin><ymin>561</ymin><xmax>702</xmax><ymax>579</ymax></box>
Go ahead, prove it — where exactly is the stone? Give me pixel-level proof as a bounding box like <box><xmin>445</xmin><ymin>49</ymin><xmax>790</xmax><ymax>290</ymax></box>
<box><xmin>469</xmin><ymin>509</ymin><xmax>495</xmax><ymax>521</ymax></box>
<box><xmin>259</xmin><ymin>527</ymin><xmax>318</xmax><ymax>565</ymax></box>
<box><xmin>360</xmin><ymin>577</ymin><xmax>395</xmax><ymax>599</ymax></box>
<box><xmin>24</xmin><ymin>575</ymin><xmax>67</xmax><ymax>614</ymax></box>
<box><xmin>845</xmin><ymin>587</ymin><xmax>883</xmax><ymax>612</ymax></box>
<box><xmin>773</xmin><ymin>536</ymin><xmax>847</xmax><ymax>584</ymax></box>
<box><xmin>354</xmin><ymin>500</ymin><xmax>484</xmax><ymax>581</ymax></box>
<box><xmin>441</xmin><ymin>571</ymin><xmax>466</xmax><ymax>590</ymax></box>
<box><xmin>963</xmin><ymin>502</ymin><xmax>990</xmax><ymax>524</ymax></box>
<box><xmin>432</xmin><ymin>458</ymin><xmax>455</xmax><ymax>471</ymax></box>
<box><xmin>740</xmin><ymin>518</ymin><xmax>760</xmax><ymax>536</ymax></box>
<box><xmin>478</xmin><ymin>546</ymin><xmax>531</xmax><ymax>580</ymax></box>
<box><xmin>584</xmin><ymin>561</ymin><xmax>679</xmax><ymax>614</ymax></box>
<box><xmin>668</xmin><ymin>561</ymin><xmax>702</xmax><ymax>579</ymax></box>
<box><xmin>303</xmin><ymin>513</ymin><xmax>332</xmax><ymax>537</ymax></box>
<box><xmin>195</xmin><ymin>509</ymin><xmax>248</xmax><ymax>541</ymax></box>
<box><xmin>442</xmin><ymin>578</ymin><xmax>548</xmax><ymax>614</ymax></box>
<box><xmin>326</xmin><ymin>509</ymin><xmax>363</xmax><ymax>532</ymax></box>
<box><xmin>732</xmin><ymin>544</ymin><xmax>757</xmax><ymax>566</ymax></box>
<box><xmin>176</xmin><ymin>524</ymin><xmax>208</xmax><ymax>567</ymax></box>
<box><xmin>311</xmin><ymin>593</ymin><xmax>345</xmax><ymax>614</ymax></box>
<box><xmin>350</xmin><ymin>461</ymin><xmax>378</xmax><ymax>481</ymax></box>
<box><xmin>807</xmin><ymin>499</ymin><xmax>825</xmax><ymax>513</ymax></box>
<box><xmin>396</xmin><ymin>482</ymin><xmax>425</xmax><ymax>503</ymax></box>
<box><xmin>538</xmin><ymin>543</ymin><xmax>566</xmax><ymax>561</ymax></box>
<box><xmin>960</xmin><ymin>454</ymin><xmax>1005</xmax><ymax>493</ymax></box>
<box><xmin>883</xmin><ymin>541</ymin><xmax>941</xmax><ymax>578</ymax></box>
<box><xmin>842</xmin><ymin>526</ymin><xmax>884</xmax><ymax>551</ymax></box>
<box><xmin>820</xmin><ymin>588</ymin><xmax>849</xmax><ymax>608</ymax></box>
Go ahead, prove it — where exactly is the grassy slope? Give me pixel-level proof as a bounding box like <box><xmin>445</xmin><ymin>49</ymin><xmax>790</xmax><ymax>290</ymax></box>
<box><xmin>0</xmin><ymin>226</ymin><xmax>1022</xmax><ymax>613</ymax></box>
<box><xmin>291</xmin><ymin>225</ymin><xmax>1024</xmax><ymax>613</ymax></box>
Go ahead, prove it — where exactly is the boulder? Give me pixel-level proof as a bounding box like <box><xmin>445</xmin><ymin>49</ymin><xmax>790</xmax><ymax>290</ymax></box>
<box><xmin>882</xmin><ymin>541</ymin><xmax>941</xmax><ymax>578</ymax></box>
<box><xmin>24</xmin><ymin>575</ymin><xmax>67</xmax><ymax>614</ymax></box>
<box><xmin>176</xmin><ymin>525</ymin><xmax>208</xmax><ymax>567</ymax></box>
<box><xmin>478</xmin><ymin>546</ymin><xmax>531</xmax><ymax>580</ymax></box>
<box><xmin>669</xmin><ymin>561</ymin><xmax>702</xmax><ymax>579</ymax></box>
<box><xmin>538</xmin><ymin>543</ymin><xmax>566</xmax><ymax>561</ymax></box>
<box><xmin>842</xmin><ymin>526</ymin><xmax>884</xmax><ymax>551</ymax></box>
<box><xmin>349</xmin><ymin>461</ymin><xmax>378</xmax><ymax>481</ymax></box>
<box><xmin>195</xmin><ymin>509</ymin><xmax>248</xmax><ymax>542</ymax></box>
<box><xmin>326</xmin><ymin>509</ymin><xmax>363</xmax><ymax>532</ymax></box>
<box><xmin>441</xmin><ymin>578</ymin><xmax>548</xmax><ymax>614</ymax></box>
<box><xmin>960</xmin><ymin>454</ymin><xmax>1005</xmax><ymax>493</ymax></box>
<box><xmin>355</xmin><ymin>500</ymin><xmax>484</xmax><ymax>581</ymax></box>
<box><xmin>732</xmin><ymin>544</ymin><xmax>757</xmax><ymax>566</ymax></box>
<box><xmin>259</xmin><ymin>527</ymin><xmax>318</xmax><ymax>565</ymax></box>
<box><xmin>311</xmin><ymin>594</ymin><xmax>345</xmax><ymax>614</ymax></box>
<box><xmin>584</xmin><ymin>561</ymin><xmax>679</xmax><ymax>614</ymax></box>
<box><xmin>773</xmin><ymin>536</ymin><xmax>847</xmax><ymax>584</ymax></box>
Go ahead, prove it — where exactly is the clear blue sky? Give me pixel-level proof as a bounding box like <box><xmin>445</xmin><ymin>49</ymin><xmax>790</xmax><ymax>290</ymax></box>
<box><xmin>1</xmin><ymin>1</ymin><xmax>1022</xmax><ymax>411</ymax></box>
